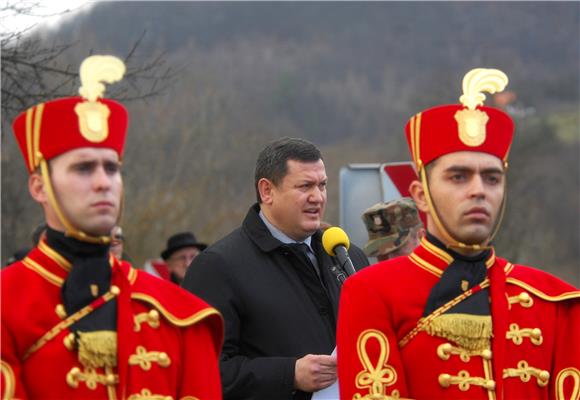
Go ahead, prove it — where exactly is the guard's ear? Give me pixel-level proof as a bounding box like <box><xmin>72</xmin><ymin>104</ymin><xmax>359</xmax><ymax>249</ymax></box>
<box><xmin>257</xmin><ymin>178</ymin><xmax>275</xmax><ymax>205</ymax></box>
<box><xmin>409</xmin><ymin>180</ymin><xmax>429</xmax><ymax>213</ymax></box>
<box><xmin>29</xmin><ymin>172</ymin><xmax>48</xmax><ymax>204</ymax></box>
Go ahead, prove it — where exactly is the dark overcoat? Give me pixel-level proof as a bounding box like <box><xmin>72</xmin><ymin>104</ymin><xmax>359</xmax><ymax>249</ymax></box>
<box><xmin>182</xmin><ymin>203</ymin><xmax>369</xmax><ymax>400</ymax></box>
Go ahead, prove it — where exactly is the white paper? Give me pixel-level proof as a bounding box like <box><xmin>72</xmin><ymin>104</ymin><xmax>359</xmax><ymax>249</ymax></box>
<box><xmin>311</xmin><ymin>347</ymin><xmax>339</xmax><ymax>400</ymax></box>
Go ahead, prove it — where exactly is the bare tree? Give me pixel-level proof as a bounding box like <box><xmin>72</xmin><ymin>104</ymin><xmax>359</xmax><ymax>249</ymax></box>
<box><xmin>1</xmin><ymin>1</ymin><xmax>179</xmax><ymax>126</ymax></box>
<box><xmin>1</xmin><ymin>0</ymin><xmax>179</xmax><ymax>265</ymax></box>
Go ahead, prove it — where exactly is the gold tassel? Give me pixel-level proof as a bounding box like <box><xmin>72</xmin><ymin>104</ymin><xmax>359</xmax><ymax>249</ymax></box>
<box><xmin>423</xmin><ymin>313</ymin><xmax>492</xmax><ymax>351</ymax></box>
<box><xmin>77</xmin><ymin>330</ymin><xmax>118</xmax><ymax>368</ymax></box>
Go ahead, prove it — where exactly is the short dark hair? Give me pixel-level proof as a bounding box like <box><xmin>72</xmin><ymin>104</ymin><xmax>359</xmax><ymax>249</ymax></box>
<box><xmin>254</xmin><ymin>137</ymin><xmax>322</xmax><ymax>203</ymax></box>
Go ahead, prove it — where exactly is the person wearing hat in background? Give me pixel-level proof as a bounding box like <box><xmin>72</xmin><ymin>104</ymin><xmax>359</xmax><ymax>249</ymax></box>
<box><xmin>337</xmin><ymin>68</ymin><xmax>579</xmax><ymax>399</ymax></box>
<box><xmin>161</xmin><ymin>232</ymin><xmax>207</xmax><ymax>285</ymax></box>
<box><xmin>362</xmin><ymin>198</ymin><xmax>425</xmax><ymax>262</ymax></box>
<box><xmin>1</xmin><ymin>55</ymin><xmax>223</xmax><ymax>399</ymax></box>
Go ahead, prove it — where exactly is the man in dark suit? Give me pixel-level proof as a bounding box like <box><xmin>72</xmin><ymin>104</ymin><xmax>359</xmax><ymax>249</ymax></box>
<box><xmin>183</xmin><ymin>137</ymin><xmax>369</xmax><ymax>399</ymax></box>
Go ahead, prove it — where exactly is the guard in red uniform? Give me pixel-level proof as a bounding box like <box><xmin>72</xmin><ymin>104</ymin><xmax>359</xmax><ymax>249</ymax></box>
<box><xmin>1</xmin><ymin>55</ymin><xmax>223</xmax><ymax>399</ymax></box>
<box><xmin>337</xmin><ymin>68</ymin><xmax>579</xmax><ymax>400</ymax></box>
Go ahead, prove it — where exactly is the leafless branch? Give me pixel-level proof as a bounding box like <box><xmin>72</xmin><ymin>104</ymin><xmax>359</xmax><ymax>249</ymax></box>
<box><xmin>1</xmin><ymin>2</ymin><xmax>179</xmax><ymax>128</ymax></box>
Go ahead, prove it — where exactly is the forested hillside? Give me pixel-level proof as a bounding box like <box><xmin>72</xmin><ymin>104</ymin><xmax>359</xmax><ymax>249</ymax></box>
<box><xmin>2</xmin><ymin>2</ymin><xmax>578</xmax><ymax>284</ymax></box>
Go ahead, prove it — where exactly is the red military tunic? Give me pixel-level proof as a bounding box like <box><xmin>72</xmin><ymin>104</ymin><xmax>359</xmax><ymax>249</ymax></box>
<box><xmin>1</xmin><ymin>239</ymin><xmax>223</xmax><ymax>399</ymax></box>
<box><xmin>337</xmin><ymin>237</ymin><xmax>580</xmax><ymax>400</ymax></box>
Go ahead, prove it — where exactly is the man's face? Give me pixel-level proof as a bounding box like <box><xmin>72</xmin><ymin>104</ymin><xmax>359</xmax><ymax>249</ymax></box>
<box><xmin>426</xmin><ymin>151</ymin><xmax>505</xmax><ymax>246</ymax></box>
<box><xmin>166</xmin><ymin>246</ymin><xmax>201</xmax><ymax>281</ymax></box>
<box><xmin>47</xmin><ymin>147</ymin><xmax>122</xmax><ymax>236</ymax></box>
<box><xmin>266</xmin><ymin>159</ymin><xmax>327</xmax><ymax>241</ymax></box>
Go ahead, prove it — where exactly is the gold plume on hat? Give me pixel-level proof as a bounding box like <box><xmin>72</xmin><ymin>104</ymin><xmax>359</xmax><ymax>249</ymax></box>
<box><xmin>459</xmin><ymin>68</ymin><xmax>508</xmax><ymax>110</ymax></box>
<box><xmin>75</xmin><ymin>55</ymin><xmax>125</xmax><ymax>143</ymax></box>
<box><xmin>78</xmin><ymin>55</ymin><xmax>126</xmax><ymax>101</ymax></box>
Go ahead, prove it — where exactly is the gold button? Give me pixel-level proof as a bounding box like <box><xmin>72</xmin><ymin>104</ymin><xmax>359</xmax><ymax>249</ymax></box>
<box><xmin>148</xmin><ymin>309</ymin><xmax>159</xmax><ymax>320</ymax></box>
<box><xmin>539</xmin><ymin>370</ymin><xmax>550</xmax><ymax>382</ymax></box>
<box><xmin>481</xmin><ymin>349</ymin><xmax>493</xmax><ymax>360</ymax></box>
<box><xmin>110</xmin><ymin>285</ymin><xmax>120</xmax><ymax>295</ymax></box>
<box><xmin>518</xmin><ymin>292</ymin><xmax>533</xmax><ymax>307</ymax></box>
<box><xmin>485</xmin><ymin>380</ymin><xmax>496</xmax><ymax>390</ymax></box>
<box><xmin>158</xmin><ymin>352</ymin><xmax>171</xmax><ymax>367</ymax></box>
<box><xmin>63</xmin><ymin>333</ymin><xmax>75</xmax><ymax>350</ymax></box>
<box><xmin>55</xmin><ymin>304</ymin><xmax>67</xmax><ymax>319</ymax></box>
<box><xmin>437</xmin><ymin>343</ymin><xmax>452</xmax><ymax>360</ymax></box>
<box><xmin>66</xmin><ymin>367</ymin><xmax>80</xmax><ymax>388</ymax></box>
<box><xmin>439</xmin><ymin>373</ymin><xmax>451</xmax><ymax>388</ymax></box>
<box><xmin>106</xmin><ymin>373</ymin><xmax>117</xmax><ymax>385</ymax></box>
<box><xmin>531</xmin><ymin>328</ymin><xmax>542</xmax><ymax>339</ymax></box>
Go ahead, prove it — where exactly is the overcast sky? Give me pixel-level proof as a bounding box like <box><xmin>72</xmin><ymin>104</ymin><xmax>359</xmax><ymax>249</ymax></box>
<box><xmin>1</xmin><ymin>0</ymin><xmax>96</xmax><ymax>36</ymax></box>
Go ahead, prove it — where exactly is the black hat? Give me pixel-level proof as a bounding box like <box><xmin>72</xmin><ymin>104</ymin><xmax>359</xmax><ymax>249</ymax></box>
<box><xmin>161</xmin><ymin>232</ymin><xmax>207</xmax><ymax>260</ymax></box>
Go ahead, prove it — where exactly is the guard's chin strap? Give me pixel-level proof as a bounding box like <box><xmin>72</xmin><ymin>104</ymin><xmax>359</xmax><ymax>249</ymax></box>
<box><xmin>418</xmin><ymin>162</ymin><xmax>508</xmax><ymax>252</ymax></box>
<box><xmin>40</xmin><ymin>157</ymin><xmax>112</xmax><ymax>245</ymax></box>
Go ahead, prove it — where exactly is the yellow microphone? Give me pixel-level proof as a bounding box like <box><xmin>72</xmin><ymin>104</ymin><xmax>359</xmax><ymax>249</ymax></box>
<box><xmin>322</xmin><ymin>227</ymin><xmax>356</xmax><ymax>277</ymax></box>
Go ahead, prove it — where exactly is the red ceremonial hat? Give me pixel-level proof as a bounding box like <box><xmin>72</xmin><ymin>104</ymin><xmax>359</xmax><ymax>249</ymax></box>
<box><xmin>12</xmin><ymin>55</ymin><xmax>128</xmax><ymax>173</ymax></box>
<box><xmin>405</xmin><ymin>68</ymin><xmax>514</xmax><ymax>170</ymax></box>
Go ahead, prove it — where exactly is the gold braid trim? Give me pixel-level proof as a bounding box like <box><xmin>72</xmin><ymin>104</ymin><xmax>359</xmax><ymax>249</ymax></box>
<box><xmin>127</xmin><ymin>389</ymin><xmax>173</xmax><ymax>400</ymax></box>
<box><xmin>506</xmin><ymin>278</ymin><xmax>580</xmax><ymax>301</ymax></box>
<box><xmin>420</xmin><ymin>237</ymin><xmax>453</xmax><ymax>264</ymax></box>
<box><xmin>437</xmin><ymin>343</ymin><xmax>492</xmax><ymax>362</ymax></box>
<box><xmin>399</xmin><ymin>280</ymin><xmax>489</xmax><ymax>348</ymax></box>
<box><xmin>77</xmin><ymin>330</ymin><xmax>117</xmax><ymax>368</ymax></box>
<box><xmin>423</xmin><ymin>314</ymin><xmax>492</xmax><ymax>351</ymax></box>
<box><xmin>408</xmin><ymin>253</ymin><xmax>443</xmax><ymax>278</ymax></box>
<box><xmin>504</xmin><ymin>262</ymin><xmax>515</xmax><ymax>275</ymax></box>
<box><xmin>66</xmin><ymin>366</ymin><xmax>118</xmax><ymax>389</ymax></box>
<box><xmin>439</xmin><ymin>370</ymin><xmax>496</xmax><ymax>391</ymax></box>
<box><xmin>128</xmin><ymin>346</ymin><xmax>171</xmax><ymax>371</ymax></box>
<box><xmin>25</xmin><ymin>106</ymin><xmax>34</xmax><ymax>171</ymax></box>
<box><xmin>105</xmin><ymin>366</ymin><xmax>117</xmax><ymax>400</ymax></box>
<box><xmin>24</xmin><ymin>290</ymin><xmax>117</xmax><ymax>359</ymax></box>
<box><xmin>503</xmin><ymin>360</ymin><xmax>550</xmax><ymax>387</ymax></box>
<box><xmin>508</xmin><ymin>292</ymin><xmax>534</xmax><ymax>309</ymax></box>
<box><xmin>32</xmin><ymin>103</ymin><xmax>44</xmax><ymax>169</ymax></box>
<box><xmin>353</xmin><ymin>329</ymin><xmax>398</xmax><ymax>400</ymax></box>
<box><xmin>1</xmin><ymin>360</ymin><xmax>16</xmax><ymax>400</ymax></box>
<box><xmin>134</xmin><ymin>310</ymin><xmax>160</xmax><ymax>332</ymax></box>
<box><xmin>555</xmin><ymin>368</ymin><xmax>580</xmax><ymax>400</ymax></box>
<box><xmin>505</xmin><ymin>323</ymin><xmax>543</xmax><ymax>346</ymax></box>
<box><xmin>483</xmin><ymin>358</ymin><xmax>497</xmax><ymax>400</ymax></box>
<box><xmin>39</xmin><ymin>240</ymin><xmax>72</xmax><ymax>271</ymax></box>
<box><xmin>131</xmin><ymin>293</ymin><xmax>222</xmax><ymax>327</ymax></box>
<box><xmin>22</xmin><ymin>257</ymin><xmax>64</xmax><ymax>287</ymax></box>
<box><xmin>128</xmin><ymin>267</ymin><xmax>138</xmax><ymax>285</ymax></box>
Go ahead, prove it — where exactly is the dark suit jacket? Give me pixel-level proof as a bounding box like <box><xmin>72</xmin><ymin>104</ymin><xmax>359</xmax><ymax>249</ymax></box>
<box><xmin>182</xmin><ymin>203</ymin><xmax>369</xmax><ymax>400</ymax></box>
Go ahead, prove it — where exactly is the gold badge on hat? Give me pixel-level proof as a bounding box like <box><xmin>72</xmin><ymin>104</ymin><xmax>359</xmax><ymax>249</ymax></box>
<box><xmin>75</xmin><ymin>55</ymin><xmax>126</xmax><ymax>143</ymax></box>
<box><xmin>454</xmin><ymin>68</ymin><xmax>508</xmax><ymax>147</ymax></box>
